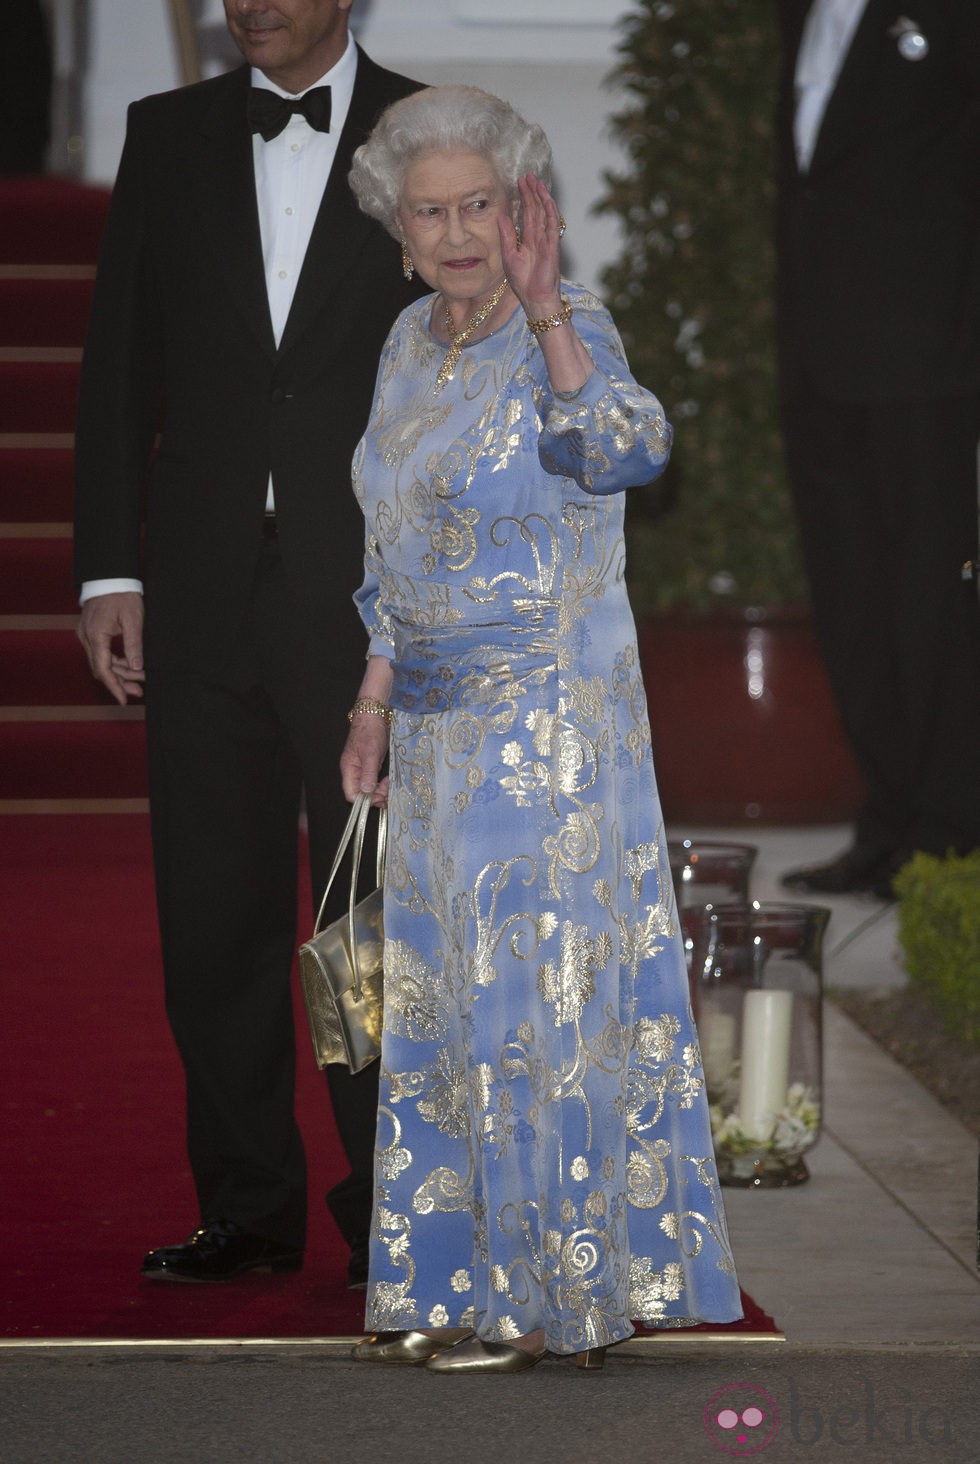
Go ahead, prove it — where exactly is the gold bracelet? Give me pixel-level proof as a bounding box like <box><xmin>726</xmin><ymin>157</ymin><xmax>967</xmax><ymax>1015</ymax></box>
<box><xmin>348</xmin><ymin>697</ymin><xmax>393</xmax><ymax>727</ymax></box>
<box><xmin>526</xmin><ymin>298</ymin><xmax>572</xmax><ymax>336</ymax></box>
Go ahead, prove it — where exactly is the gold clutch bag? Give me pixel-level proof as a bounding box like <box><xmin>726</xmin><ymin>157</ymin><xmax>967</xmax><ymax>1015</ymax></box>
<box><xmin>298</xmin><ymin>794</ymin><xmax>386</xmax><ymax>1074</ymax></box>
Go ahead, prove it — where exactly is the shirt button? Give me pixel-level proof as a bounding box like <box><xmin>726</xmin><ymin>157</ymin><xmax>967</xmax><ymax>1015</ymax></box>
<box><xmin>285</xmin><ymin>207</ymin><xmax>294</xmax><ymax>216</ymax></box>
<box><xmin>291</xmin><ymin>143</ymin><xmax>299</xmax><ymax>153</ymax></box>
<box><xmin>278</xmin><ymin>270</ymin><xmax>287</xmax><ymax>280</ymax></box>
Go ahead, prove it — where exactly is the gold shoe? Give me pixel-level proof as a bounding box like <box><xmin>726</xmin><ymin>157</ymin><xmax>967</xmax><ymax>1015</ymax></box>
<box><xmin>425</xmin><ymin>1337</ymin><xmax>547</xmax><ymax>1374</ymax></box>
<box><xmin>351</xmin><ymin>1329</ymin><xmax>470</xmax><ymax>1365</ymax></box>
<box><xmin>569</xmin><ymin>1346</ymin><xmax>606</xmax><ymax>1371</ymax></box>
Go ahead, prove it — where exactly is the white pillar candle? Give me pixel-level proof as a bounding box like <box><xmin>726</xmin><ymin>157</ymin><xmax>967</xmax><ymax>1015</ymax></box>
<box><xmin>738</xmin><ymin>989</ymin><xmax>793</xmax><ymax>1141</ymax></box>
<box><xmin>698</xmin><ymin>1005</ymin><xmax>737</xmax><ymax>1089</ymax></box>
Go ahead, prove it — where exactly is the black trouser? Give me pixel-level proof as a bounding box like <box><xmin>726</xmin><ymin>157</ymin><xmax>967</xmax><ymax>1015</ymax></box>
<box><xmin>145</xmin><ymin>539</ymin><xmax>378</xmax><ymax>1250</ymax></box>
<box><xmin>781</xmin><ymin>390</ymin><xmax>980</xmax><ymax>857</ymax></box>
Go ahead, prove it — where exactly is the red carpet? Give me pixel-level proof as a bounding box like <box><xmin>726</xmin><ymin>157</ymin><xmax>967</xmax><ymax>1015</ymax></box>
<box><xmin>1</xmin><ymin>814</ymin><xmax>368</xmax><ymax>1340</ymax></box>
<box><xmin>0</xmin><ymin>361</ymin><xmax>81</xmax><ymax>431</ymax></box>
<box><xmin>1</xmin><ymin>814</ymin><xmax>777</xmax><ymax>1342</ymax></box>
<box><xmin>0</xmin><ymin>449</ymin><xmax>74</xmax><ymax>522</ymax></box>
<box><xmin>0</xmin><ymin>277</ymin><xmax>96</xmax><ymax>346</ymax></box>
<box><xmin>0</xmin><ymin>177</ymin><xmax>111</xmax><ymax>263</ymax></box>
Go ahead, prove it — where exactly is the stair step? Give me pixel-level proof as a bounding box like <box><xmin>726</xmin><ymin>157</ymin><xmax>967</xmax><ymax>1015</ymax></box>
<box><xmin>0</xmin><ymin>628</ymin><xmax>116</xmax><ymax>705</ymax></box>
<box><xmin>0</xmin><ymin>178</ymin><xmax>111</xmax><ymax>264</ymax></box>
<box><xmin>0</xmin><ymin>448</ymin><xmax>74</xmax><ymax>521</ymax></box>
<box><xmin>0</xmin><ymin>538</ymin><xmax>77</xmax><ymax>614</ymax></box>
<box><xmin>0</xmin><ymin>175</ymin><xmax>151</xmax><ymax>811</ymax></box>
<box><xmin>0</xmin><ymin>277</ymin><xmax>95</xmax><ymax>347</ymax></box>
<box><xmin>0</xmin><ymin>718</ymin><xmax>148</xmax><ymax>800</ymax></box>
<box><xmin>0</xmin><ymin>360</ymin><xmax>80</xmax><ymax>433</ymax></box>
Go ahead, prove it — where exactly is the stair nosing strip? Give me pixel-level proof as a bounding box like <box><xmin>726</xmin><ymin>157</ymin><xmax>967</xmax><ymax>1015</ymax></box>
<box><xmin>0</xmin><ymin>348</ymin><xmax>83</xmax><ymax>364</ymax></box>
<box><xmin>0</xmin><ymin>798</ymin><xmax>149</xmax><ymax>814</ymax></box>
<box><xmin>0</xmin><ymin>522</ymin><xmax>72</xmax><ymax>538</ymax></box>
<box><xmin>0</xmin><ymin>615</ymin><xmax>79</xmax><ymax>629</ymax></box>
<box><xmin>0</xmin><ymin>706</ymin><xmax>145</xmax><ymax>722</ymax></box>
<box><xmin>0</xmin><ymin>433</ymin><xmax>75</xmax><ymax>448</ymax></box>
<box><xmin>0</xmin><ymin>264</ymin><xmax>97</xmax><ymax>280</ymax></box>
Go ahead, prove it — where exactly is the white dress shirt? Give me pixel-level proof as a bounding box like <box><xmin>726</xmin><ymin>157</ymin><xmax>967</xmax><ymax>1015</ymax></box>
<box><xmin>80</xmin><ymin>38</ymin><xmax>358</xmax><ymax>605</ymax></box>
<box><xmin>794</xmin><ymin>0</ymin><xmax>868</xmax><ymax>170</ymax></box>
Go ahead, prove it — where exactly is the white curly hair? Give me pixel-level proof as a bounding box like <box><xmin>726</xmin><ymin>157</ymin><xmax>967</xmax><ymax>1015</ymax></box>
<box><xmin>349</xmin><ymin>85</ymin><xmax>554</xmax><ymax>237</ymax></box>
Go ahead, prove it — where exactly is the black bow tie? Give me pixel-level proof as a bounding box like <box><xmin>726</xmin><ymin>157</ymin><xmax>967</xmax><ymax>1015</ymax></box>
<box><xmin>247</xmin><ymin>86</ymin><xmax>332</xmax><ymax>142</ymax></box>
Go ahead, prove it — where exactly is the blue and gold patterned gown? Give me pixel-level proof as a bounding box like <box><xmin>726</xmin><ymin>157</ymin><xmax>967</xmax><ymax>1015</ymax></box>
<box><xmin>352</xmin><ymin>282</ymin><xmax>741</xmax><ymax>1353</ymax></box>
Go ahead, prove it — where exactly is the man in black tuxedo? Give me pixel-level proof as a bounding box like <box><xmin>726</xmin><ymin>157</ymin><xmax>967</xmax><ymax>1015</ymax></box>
<box><xmin>73</xmin><ymin>0</ymin><xmax>422</xmax><ymax>1283</ymax></box>
<box><xmin>0</xmin><ymin>0</ymin><xmax>51</xmax><ymax>173</ymax></box>
<box><xmin>775</xmin><ymin>1</ymin><xmax>980</xmax><ymax>896</ymax></box>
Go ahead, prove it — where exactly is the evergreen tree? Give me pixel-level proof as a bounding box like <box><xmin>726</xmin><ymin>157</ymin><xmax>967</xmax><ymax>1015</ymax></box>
<box><xmin>598</xmin><ymin>0</ymin><xmax>804</xmax><ymax>611</ymax></box>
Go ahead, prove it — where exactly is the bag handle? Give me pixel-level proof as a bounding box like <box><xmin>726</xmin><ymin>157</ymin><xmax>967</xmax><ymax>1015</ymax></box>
<box><xmin>311</xmin><ymin>794</ymin><xmax>387</xmax><ymax>1002</ymax></box>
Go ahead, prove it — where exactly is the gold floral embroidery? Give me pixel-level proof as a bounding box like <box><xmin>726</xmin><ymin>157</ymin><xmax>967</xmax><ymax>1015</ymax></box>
<box><xmin>416</xmin><ymin>1049</ymin><xmax>469</xmax><ymax>1137</ymax></box>
<box><xmin>536</xmin><ymin>921</ymin><xmax>611</xmax><ymax>1026</ymax></box>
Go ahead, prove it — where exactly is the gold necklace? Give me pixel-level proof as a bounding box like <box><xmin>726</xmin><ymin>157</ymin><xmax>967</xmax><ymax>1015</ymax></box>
<box><xmin>436</xmin><ymin>281</ymin><xmax>510</xmax><ymax>387</ymax></box>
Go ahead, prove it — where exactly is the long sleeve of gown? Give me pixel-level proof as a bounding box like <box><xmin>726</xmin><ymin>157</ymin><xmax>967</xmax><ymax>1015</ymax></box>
<box><xmin>532</xmin><ymin>291</ymin><xmax>673</xmax><ymax>495</ymax></box>
<box><xmin>352</xmin><ymin>566</ymin><xmax>395</xmax><ymax>660</ymax></box>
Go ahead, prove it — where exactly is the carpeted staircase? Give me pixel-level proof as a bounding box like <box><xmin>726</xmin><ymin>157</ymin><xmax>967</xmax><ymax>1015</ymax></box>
<box><xmin>0</xmin><ymin>175</ymin><xmax>148</xmax><ymax>811</ymax></box>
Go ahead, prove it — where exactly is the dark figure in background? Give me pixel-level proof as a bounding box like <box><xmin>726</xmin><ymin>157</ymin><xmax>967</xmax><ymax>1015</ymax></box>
<box><xmin>73</xmin><ymin>0</ymin><xmax>422</xmax><ymax>1285</ymax></box>
<box><xmin>775</xmin><ymin>1</ymin><xmax>980</xmax><ymax>898</ymax></box>
<box><xmin>0</xmin><ymin>0</ymin><xmax>52</xmax><ymax>173</ymax></box>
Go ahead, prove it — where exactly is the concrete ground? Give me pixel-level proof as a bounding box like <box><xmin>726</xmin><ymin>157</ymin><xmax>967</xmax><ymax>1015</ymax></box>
<box><xmin>2</xmin><ymin>826</ymin><xmax>977</xmax><ymax>1463</ymax></box>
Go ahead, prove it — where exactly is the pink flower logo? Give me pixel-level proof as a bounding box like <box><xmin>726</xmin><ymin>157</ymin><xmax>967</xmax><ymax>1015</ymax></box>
<box><xmin>704</xmin><ymin>1383</ymin><xmax>781</xmax><ymax>1454</ymax></box>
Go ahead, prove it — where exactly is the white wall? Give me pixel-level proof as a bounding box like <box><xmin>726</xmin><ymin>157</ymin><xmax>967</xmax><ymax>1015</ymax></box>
<box><xmin>75</xmin><ymin>0</ymin><xmax>634</xmax><ymax>294</ymax></box>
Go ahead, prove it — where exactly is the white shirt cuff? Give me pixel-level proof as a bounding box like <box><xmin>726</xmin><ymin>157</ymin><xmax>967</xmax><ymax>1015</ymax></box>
<box><xmin>79</xmin><ymin>578</ymin><xmax>144</xmax><ymax>605</ymax></box>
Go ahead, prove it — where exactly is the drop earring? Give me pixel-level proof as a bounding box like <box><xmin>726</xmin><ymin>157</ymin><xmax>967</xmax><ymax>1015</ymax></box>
<box><xmin>400</xmin><ymin>239</ymin><xmax>413</xmax><ymax>281</ymax></box>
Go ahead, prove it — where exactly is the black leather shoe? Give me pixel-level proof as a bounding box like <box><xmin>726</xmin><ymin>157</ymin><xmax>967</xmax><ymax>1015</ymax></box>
<box><xmin>347</xmin><ymin>1235</ymin><xmax>369</xmax><ymax>1290</ymax></box>
<box><xmin>865</xmin><ymin>848</ymin><xmax>916</xmax><ymax>902</ymax></box>
<box><xmin>141</xmin><ymin>1219</ymin><xmax>303</xmax><ymax>1283</ymax></box>
<box><xmin>866</xmin><ymin>870</ymin><xmax>900</xmax><ymax>901</ymax></box>
<box><xmin>780</xmin><ymin>844</ymin><xmax>892</xmax><ymax>896</ymax></box>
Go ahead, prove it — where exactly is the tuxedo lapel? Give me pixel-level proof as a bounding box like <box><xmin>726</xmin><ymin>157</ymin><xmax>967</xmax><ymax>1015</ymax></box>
<box><xmin>194</xmin><ymin>68</ymin><xmax>278</xmax><ymax>360</ymax></box>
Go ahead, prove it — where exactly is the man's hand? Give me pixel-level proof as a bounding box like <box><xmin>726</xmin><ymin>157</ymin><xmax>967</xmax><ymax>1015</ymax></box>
<box><xmin>76</xmin><ymin>591</ymin><xmax>145</xmax><ymax>706</ymax></box>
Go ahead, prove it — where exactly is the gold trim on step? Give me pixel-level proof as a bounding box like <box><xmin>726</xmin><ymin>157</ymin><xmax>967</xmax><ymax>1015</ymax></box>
<box><xmin>0</xmin><ymin>615</ymin><xmax>78</xmax><ymax>629</ymax></box>
<box><xmin>0</xmin><ymin>1331</ymin><xmax>784</xmax><ymax>1353</ymax></box>
<box><xmin>0</xmin><ymin>433</ymin><xmax>74</xmax><ymax>448</ymax></box>
<box><xmin>0</xmin><ymin>799</ymin><xmax>150</xmax><ymax>815</ymax></box>
<box><xmin>0</xmin><ymin>264</ymin><xmax>96</xmax><ymax>280</ymax></box>
<box><xmin>0</xmin><ymin>522</ymin><xmax>72</xmax><ymax>538</ymax></box>
<box><xmin>0</xmin><ymin>706</ymin><xmax>145</xmax><ymax>721</ymax></box>
<box><xmin>0</xmin><ymin>347</ymin><xmax>82</xmax><ymax>363</ymax></box>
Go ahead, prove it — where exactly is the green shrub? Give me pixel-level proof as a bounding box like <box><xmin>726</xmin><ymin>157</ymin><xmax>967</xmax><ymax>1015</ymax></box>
<box><xmin>894</xmin><ymin>851</ymin><xmax>980</xmax><ymax>1045</ymax></box>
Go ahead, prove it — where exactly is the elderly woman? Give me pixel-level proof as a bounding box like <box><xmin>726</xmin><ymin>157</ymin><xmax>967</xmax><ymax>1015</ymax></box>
<box><xmin>340</xmin><ymin>86</ymin><xmax>741</xmax><ymax>1374</ymax></box>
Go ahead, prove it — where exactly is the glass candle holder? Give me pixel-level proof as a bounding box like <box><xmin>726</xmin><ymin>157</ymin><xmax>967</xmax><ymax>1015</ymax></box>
<box><xmin>689</xmin><ymin>902</ymin><xmax>830</xmax><ymax>1188</ymax></box>
<box><xmin>668</xmin><ymin>839</ymin><xmax>758</xmax><ymax>910</ymax></box>
<box><xmin>668</xmin><ymin>839</ymin><xmax>758</xmax><ymax>972</ymax></box>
